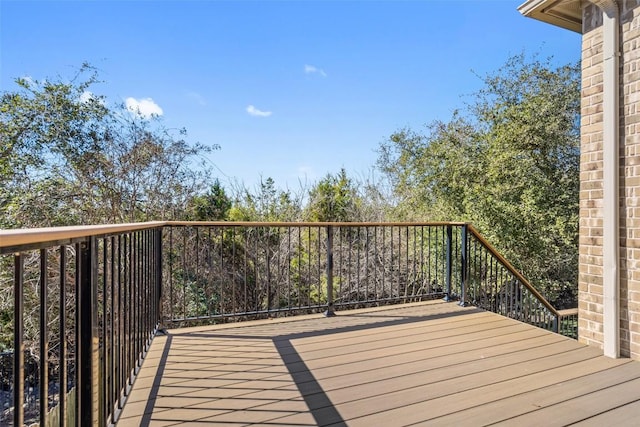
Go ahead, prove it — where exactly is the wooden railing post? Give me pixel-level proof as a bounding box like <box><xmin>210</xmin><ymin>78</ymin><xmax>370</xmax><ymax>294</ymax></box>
<box><xmin>324</xmin><ymin>225</ymin><xmax>336</xmax><ymax>317</ymax></box>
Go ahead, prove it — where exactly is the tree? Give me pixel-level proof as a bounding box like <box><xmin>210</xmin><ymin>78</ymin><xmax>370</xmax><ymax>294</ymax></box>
<box><xmin>304</xmin><ymin>168</ymin><xmax>361</xmax><ymax>222</ymax></box>
<box><xmin>189</xmin><ymin>179</ymin><xmax>232</xmax><ymax>220</ymax></box>
<box><xmin>378</xmin><ymin>54</ymin><xmax>580</xmax><ymax>307</ymax></box>
<box><xmin>377</xmin><ymin>115</ymin><xmax>482</xmax><ymax>221</ymax></box>
<box><xmin>1</xmin><ymin>67</ymin><xmax>109</xmax><ymax>227</ymax></box>
<box><xmin>228</xmin><ymin>177</ymin><xmax>302</xmax><ymax>222</ymax></box>
<box><xmin>0</xmin><ymin>65</ymin><xmax>216</xmax><ymax>228</ymax></box>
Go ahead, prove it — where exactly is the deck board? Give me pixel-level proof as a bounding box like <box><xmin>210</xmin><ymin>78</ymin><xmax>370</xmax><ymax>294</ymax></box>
<box><xmin>117</xmin><ymin>300</ymin><xmax>640</xmax><ymax>426</ymax></box>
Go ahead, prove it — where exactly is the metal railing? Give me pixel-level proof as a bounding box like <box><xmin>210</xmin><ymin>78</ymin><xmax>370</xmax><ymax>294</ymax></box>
<box><xmin>163</xmin><ymin>222</ymin><xmax>458</xmax><ymax>324</ymax></box>
<box><xmin>0</xmin><ymin>223</ymin><xmax>162</xmax><ymax>427</ymax></box>
<box><xmin>463</xmin><ymin>225</ymin><xmax>575</xmax><ymax>334</ymax></box>
<box><xmin>0</xmin><ymin>221</ymin><xmax>576</xmax><ymax>426</ymax></box>
<box><xmin>557</xmin><ymin>308</ymin><xmax>579</xmax><ymax>339</ymax></box>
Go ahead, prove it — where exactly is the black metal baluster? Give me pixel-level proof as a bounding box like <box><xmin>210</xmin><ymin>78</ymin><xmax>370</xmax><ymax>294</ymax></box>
<box><xmin>231</xmin><ymin>227</ymin><xmax>237</xmax><ymax>316</ymax></box>
<box><xmin>267</xmin><ymin>227</ymin><xmax>273</xmax><ymax>313</ymax></box>
<box><xmin>307</xmin><ymin>227</ymin><xmax>311</xmax><ymax>308</ymax></box>
<box><xmin>318</xmin><ymin>226</ymin><xmax>322</xmax><ymax>308</ymax></box>
<box><xmin>372</xmin><ymin>227</ymin><xmax>378</xmax><ymax>301</ymax></box>
<box><xmin>255</xmin><ymin>227</ymin><xmax>260</xmax><ymax>313</ymax></box>
<box><xmin>127</xmin><ymin>234</ymin><xmax>133</xmax><ymax>388</ymax></box>
<box><xmin>59</xmin><ymin>246</ymin><xmax>67</xmax><ymax>427</ymax></box>
<box><xmin>109</xmin><ymin>237</ymin><xmax>115</xmax><ymax>422</ymax></box>
<box><xmin>368</xmin><ymin>227</ymin><xmax>372</xmax><ymax>301</ymax></box>
<box><xmin>427</xmin><ymin>227</ymin><xmax>432</xmax><ymax>294</ymax></box>
<box><xmin>287</xmin><ymin>227</ymin><xmax>291</xmax><ymax>311</ymax></box>
<box><xmin>101</xmin><ymin>238</ymin><xmax>107</xmax><ymax>425</ymax></box>
<box><xmin>219</xmin><ymin>226</ymin><xmax>224</xmax><ymax>317</ymax></box>
<box><xmin>459</xmin><ymin>225</ymin><xmax>468</xmax><ymax>307</ymax></box>
<box><xmin>131</xmin><ymin>232</ymin><xmax>137</xmax><ymax>375</ymax></box>
<box><xmin>117</xmin><ymin>235</ymin><xmax>124</xmax><ymax>410</ymax></box>
<box><xmin>244</xmin><ymin>228</ymin><xmax>249</xmax><ymax>313</ymax></box>
<box><xmin>156</xmin><ymin>227</ymin><xmax>163</xmax><ymax>331</ymax></box>
<box><xmin>325</xmin><ymin>225</ymin><xmax>335</xmax><ymax>317</ymax></box>
<box><xmin>39</xmin><ymin>249</ymin><xmax>48</xmax><ymax>427</ymax></box>
<box><xmin>182</xmin><ymin>229</ymin><xmax>186</xmax><ymax>321</ymax></box>
<box><xmin>77</xmin><ymin>237</ymin><xmax>99</xmax><ymax>426</ymax></box>
<box><xmin>169</xmin><ymin>227</ymin><xmax>174</xmax><ymax>322</ymax></box>
<box><xmin>276</xmin><ymin>227</ymin><xmax>281</xmax><ymax>314</ymax></box>
<box><xmin>14</xmin><ymin>254</ymin><xmax>24</xmax><ymax>427</ymax></box>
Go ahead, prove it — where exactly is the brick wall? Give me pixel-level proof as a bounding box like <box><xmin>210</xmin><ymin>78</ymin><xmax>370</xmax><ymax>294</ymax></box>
<box><xmin>579</xmin><ymin>0</ymin><xmax>640</xmax><ymax>360</ymax></box>
<box><xmin>579</xmin><ymin>4</ymin><xmax>605</xmax><ymax>350</ymax></box>
<box><xmin>620</xmin><ymin>0</ymin><xmax>640</xmax><ymax>359</ymax></box>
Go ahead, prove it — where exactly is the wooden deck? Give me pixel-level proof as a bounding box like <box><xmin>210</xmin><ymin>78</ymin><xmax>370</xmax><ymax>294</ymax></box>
<box><xmin>117</xmin><ymin>301</ymin><xmax>640</xmax><ymax>426</ymax></box>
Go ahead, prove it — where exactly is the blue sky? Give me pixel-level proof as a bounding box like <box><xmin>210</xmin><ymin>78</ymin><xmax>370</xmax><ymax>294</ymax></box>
<box><xmin>1</xmin><ymin>0</ymin><xmax>581</xmax><ymax>192</ymax></box>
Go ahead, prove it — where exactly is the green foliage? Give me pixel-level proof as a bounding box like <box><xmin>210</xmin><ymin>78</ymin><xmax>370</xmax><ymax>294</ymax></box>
<box><xmin>0</xmin><ymin>65</ymin><xmax>217</xmax><ymax>228</ymax></box>
<box><xmin>189</xmin><ymin>179</ymin><xmax>232</xmax><ymax>220</ymax></box>
<box><xmin>287</xmin><ymin>230</ymin><xmax>338</xmax><ymax>306</ymax></box>
<box><xmin>304</xmin><ymin>168</ymin><xmax>361</xmax><ymax>222</ymax></box>
<box><xmin>310</xmin><ymin>275</ymin><xmax>340</xmax><ymax>305</ymax></box>
<box><xmin>228</xmin><ymin>177</ymin><xmax>302</xmax><ymax>221</ymax></box>
<box><xmin>378</xmin><ymin>54</ymin><xmax>580</xmax><ymax>307</ymax></box>
<box><xmin>377</xmin><ymin>116</ymin><xmax>481</xmax><ymax>221</ymax></box>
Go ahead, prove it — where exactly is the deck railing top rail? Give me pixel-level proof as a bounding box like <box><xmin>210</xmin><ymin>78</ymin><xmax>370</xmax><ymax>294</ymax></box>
<box><xmin>166</xmin><ymin>220</ymin><xmax>468</xmax><ymax>227</ymax></box>
<box><xmin>0</xmin><ymin>221</ymin><xmax>166</xmax><ymax>252</ymax></box>
<box><xmin>0</xmin><ymin>221</ymin><xmax>467</xmax><ymax>253</ymax></box>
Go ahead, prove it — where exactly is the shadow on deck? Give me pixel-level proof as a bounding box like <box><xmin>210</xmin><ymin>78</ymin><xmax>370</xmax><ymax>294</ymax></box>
<box><xmin>117</xmin><ymin>301</ymin><xmax>640</xmax><ymax>426</ymax></box>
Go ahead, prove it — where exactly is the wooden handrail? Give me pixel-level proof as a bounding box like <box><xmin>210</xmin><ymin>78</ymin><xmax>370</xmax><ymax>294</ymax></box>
<box><xmin>1</xmin><ymin>220</ymin><xmax>467</xmax><ymax>250</ymax></box>
<box><xmin>0</xmin><ymin>221</ymin><xmax>166</xmax><ymax>249</ymax></box>
<box><xmin>165</xmin><ymin>220</ymin><xmax>467</xmax><ymax>227</ymax></box>
<box><xmin>557</xmin><ymin>308</ymin><xmax>579</xmax><ymax>317</ymax></box>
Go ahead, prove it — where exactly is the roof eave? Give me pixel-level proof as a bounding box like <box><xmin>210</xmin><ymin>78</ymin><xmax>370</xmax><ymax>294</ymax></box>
<box><xmin>518</xmin><ymin>0</ymin><xmax>583</xmax><ymax>33</ymax></box>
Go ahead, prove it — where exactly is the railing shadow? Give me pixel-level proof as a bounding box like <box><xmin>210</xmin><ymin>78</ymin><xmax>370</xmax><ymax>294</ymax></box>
<box><xmin>140</xmin><ymin>334</ymin><xmax>173</xmax><ymax>427</ymax></box>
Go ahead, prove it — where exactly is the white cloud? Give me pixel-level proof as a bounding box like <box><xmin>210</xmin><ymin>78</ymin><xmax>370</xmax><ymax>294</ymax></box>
<box><xmin>246</xmin><ymin>105</ymin><xmax>272</xmax><ymax>117</ymax></box>
<box><xmin>186</xmin><ymin>91</ymin><xmax>206</xmax><ymax>106</ymax></box>
<box><xmin>304</xmin><ymin>64</ymin><xmax>327</xmax><ymax>77</ymax></box>
<box><xmin>126</xmin><ymin>97</ymin><xmax>163</xmax><ymax>118</ymax></box>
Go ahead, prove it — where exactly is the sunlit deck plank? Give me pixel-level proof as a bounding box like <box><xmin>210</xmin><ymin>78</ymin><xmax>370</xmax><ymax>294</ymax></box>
<box><xmin>571</xmin><ymin>399</ymin><xmax>640</xmax><ymax>426</ymax></box>
<box><xmin>489</xmin><ymin>375</ymin><xmax>640</xmax><ymax>427</ymax></box>
<box><xmin>117</xmin><ymin>300</ymin><xmax>640</xmax><ymax>426</ymax></box>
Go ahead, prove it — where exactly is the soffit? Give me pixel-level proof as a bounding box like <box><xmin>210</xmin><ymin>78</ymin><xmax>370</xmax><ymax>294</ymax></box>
<box><xmin>518</xmin><ymin>0</ymin><xmax>583</xmax><ymax>33</ymax></box>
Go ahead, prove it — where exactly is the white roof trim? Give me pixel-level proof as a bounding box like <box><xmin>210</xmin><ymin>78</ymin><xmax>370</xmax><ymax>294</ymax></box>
<box><xmin>518</xmin><ymin>0</ymin><xmax>583</xmax><ymax>33</ymax></box>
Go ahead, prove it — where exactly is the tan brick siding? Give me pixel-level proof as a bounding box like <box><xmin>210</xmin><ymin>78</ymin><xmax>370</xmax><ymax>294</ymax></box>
<box><xmin>579</xmin><ymin>1</ymin><xmax>640</xmax><ymax>360</ymax></box>
<box><xmin>579</xmin><ymin>17</ymin><xmax>605</xmax><ymax>351</ymax></box>
<box><xmin>620</xmin><ymin>0</ymin><xmax>640</xmax><ymax>359</ymax></box>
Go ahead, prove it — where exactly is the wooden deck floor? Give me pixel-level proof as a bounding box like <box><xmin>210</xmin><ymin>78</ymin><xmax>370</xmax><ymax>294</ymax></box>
<box><xmin>117</xmin><ymin>301</ymin><xmax>640</xmax><ymax>426</ymax></box>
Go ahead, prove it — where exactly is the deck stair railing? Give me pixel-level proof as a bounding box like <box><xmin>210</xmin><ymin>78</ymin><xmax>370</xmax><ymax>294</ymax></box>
<box><xmin>0</xmin><ymin>221</ymin><xmax>576</xmax><ymax>426</ymax></box>
<box><xmin>464</xmin><ymin>224</ymin><xmax>577</xmax><ymax>337</ymax></box>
